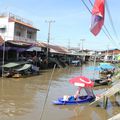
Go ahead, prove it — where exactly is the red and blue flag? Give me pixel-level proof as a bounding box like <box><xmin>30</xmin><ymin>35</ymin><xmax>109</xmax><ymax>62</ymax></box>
<box><xmin>90</xmin><ymin>0</ymin><xmax>105</xmax><ymax>36</ymax></box>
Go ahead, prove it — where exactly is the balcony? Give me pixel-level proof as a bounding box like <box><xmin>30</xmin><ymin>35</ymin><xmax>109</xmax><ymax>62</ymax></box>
<box><xmin>14</xmin><ymin>36</ymin><xmax>36</xmax><ymax>42</ymax></box>
<box><xmin>9</xmin><ymin>13</ymin><xmax>33</xmax><ymax>26</ymax></box>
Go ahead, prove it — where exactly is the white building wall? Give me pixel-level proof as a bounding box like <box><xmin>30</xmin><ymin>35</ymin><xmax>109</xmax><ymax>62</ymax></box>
<box><xmin>0</xmin><ymin>14</ymin><xmax>38</xmax><ymax>42</ymax></box>
<box><xmin>0</xmin><ymin>17</ymin><xmax>8</xmax><ymax>40</ymax></box>
<box><xmin>0</xmin><ymin>17</ymin><xmax>14</xmax><ymax>41</ymax></box>
<box><xmin>7</xmin><ymin>22</ymin><xmax>14</xmax><ymax>40</ymax></box>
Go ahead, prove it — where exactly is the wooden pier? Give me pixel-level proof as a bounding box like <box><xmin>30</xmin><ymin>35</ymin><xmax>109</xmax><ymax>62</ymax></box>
<box><xmin>90</xmin><ymin>81</ymin><xmax>120</xmax><ymax>119</ymax></box>
<box><xmin>108</xmin><ymin>113</ymin><xmax>120</xmax><ymax>120</ymax></box>
<box><xmin>90</xmin><ymin>81</ymin><xmax>120</xmax><ymax>106</ymax></box>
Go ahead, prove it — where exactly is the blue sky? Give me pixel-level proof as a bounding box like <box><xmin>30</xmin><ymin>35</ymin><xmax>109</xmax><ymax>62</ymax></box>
<box><xmin>0</xmin><ymin>0</ymin><xmax>120</xmax><ymax>50</ymax></box>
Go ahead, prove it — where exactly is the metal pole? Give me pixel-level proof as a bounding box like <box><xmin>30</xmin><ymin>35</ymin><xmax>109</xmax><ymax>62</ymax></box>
<box><xmin>93</xmin><ymin>51</ymin><xmax>97</xmax><ymax>79</ymax></box>
<box><xmin>2</xmin><ymin>38</ymin><xmax>5</xmax><ymax>77</ymax></box>
<box><xmin>45</xmin><ymin>20</ymin><xmax>55</xmax><ymax>63</ymax></box>
<box><xmin>80</xmin><ymin>39</ymin><xmax>85</xmax><ymax>53</ymax></box>
<box><xmin>80</xmin><ymin>39</ymin><xmax>85</xmax><ymax>62</ymax></box>
<box><xmin>39</xmin><ymin>64</ymin><xmax>56</xmax><ymax>120</ymax></box>
<box><xmin>106</xmin><ymin>44</ymin><xmax>109</xmax><ymax>62</ymax></box>
<box><xmin>68</xmin><ymin>39</ymin><xmax>70</xmax><ymax>50</ymax></box>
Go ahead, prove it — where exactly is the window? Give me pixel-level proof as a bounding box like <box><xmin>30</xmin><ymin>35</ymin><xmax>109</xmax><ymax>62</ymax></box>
<box><xmin>27</xmin><ymin>31</ymin><xmax>32</xmax><ymax>39</ymax></box>
<box><xmin>15</xmin><ymin>31</ymin><xmax>21</xmax><ymax>36</ymax></box>
<box><xmin>0</xmin><ymin>26</ymin><xmax>6</xmax><ymax>33</ymax></box>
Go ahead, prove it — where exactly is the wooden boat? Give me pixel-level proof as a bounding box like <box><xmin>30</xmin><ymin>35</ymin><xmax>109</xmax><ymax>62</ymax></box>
<box><xmin>2</xmin><ymin>62</ymin><xmax>39</xmax><ymax>78</ymax></box>
<box><xmin>12</xmin><ymin>64</ymin><xmax>39</xmax><ymax>78</ymax></box>
<box><xmin>93</xmin><ymin>78</ymin><xmax>112</xmax><ymax>87</ymax></box>
<box><xmin>53</xmin><ymin>95</ymin><xmax>95</xmax><ymax>105</ymax></box>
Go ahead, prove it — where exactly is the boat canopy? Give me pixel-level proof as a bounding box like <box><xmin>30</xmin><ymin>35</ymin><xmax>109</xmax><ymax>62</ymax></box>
<box><xmin>2</xmin><ymin>62</ymin><xmax>20</xmax><ymax>68</ymax></box>
<box><xmin>16</xmin><ymin>64</ymin><xmax>32</xmax><ymax>72</ymax></box>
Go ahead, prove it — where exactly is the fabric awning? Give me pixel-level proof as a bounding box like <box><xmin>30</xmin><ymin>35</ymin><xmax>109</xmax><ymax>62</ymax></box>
<box><xmin>26</xmin><ymin>46</ymin><xmax>41</xmax><ymax>51</ymax></box>
<box><xmin>16</xmin><ymin>64</ymin><xmax>31</xmax><ymax>72</ymax></box>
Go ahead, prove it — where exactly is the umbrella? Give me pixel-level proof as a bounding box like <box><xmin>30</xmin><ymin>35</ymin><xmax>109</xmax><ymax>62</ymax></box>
<box><xmin>69</xmin><ymin>76</ymin><xmax>94</xmax><ymax>88</ymax></box>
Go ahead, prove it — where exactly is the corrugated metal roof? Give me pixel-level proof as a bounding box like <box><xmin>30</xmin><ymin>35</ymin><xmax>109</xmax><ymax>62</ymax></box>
<box><xmin>40</xmin><ymin>42</ymin><xmax>70</xmax><ymax>54</ymax></box>
<box><xmin>4</xmin><ymin>40</ymin><xmax>46</xmax><ymax>49</ymax></box>
<box><xmin>6</xmin><ymin>40</ymin><xmax>33</xmax><ymax>47</ymax></box>
<box><xmin>36</xmin><ymin>42</ymin><xmax>46</xmax><ymax>47</ymax></box>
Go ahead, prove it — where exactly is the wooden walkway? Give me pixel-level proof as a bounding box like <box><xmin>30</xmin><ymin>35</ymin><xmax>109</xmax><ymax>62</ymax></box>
<box><xmin>90</xmin><ymin>81</ymin><xmax>120</xmax><ymax>120</ymax></box>
<box><xmin>90</xmin><ymin>81</ymin><xmax>120</xmax><ymax>105</ymax></box>
<box><xmin>108</xmin><ymin>113</ymin><xmax>120</xmax><ymax>120</ymax></box>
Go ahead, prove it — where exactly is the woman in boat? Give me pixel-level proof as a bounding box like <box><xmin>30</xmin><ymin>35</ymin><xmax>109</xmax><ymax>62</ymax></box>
<box><xmin>63</xmin><ymin>87</ymin><xmax>82</xmax><ymax>101</ymax></box>
<box><xmin>68</xmin><ymin>86</ymin><xmax>95</xmax><ymax>101</ymax></box>
<box><xmin>74</xmin><ymin>86</ymin><xmax>82</xmax><ymax>100</ymax></box>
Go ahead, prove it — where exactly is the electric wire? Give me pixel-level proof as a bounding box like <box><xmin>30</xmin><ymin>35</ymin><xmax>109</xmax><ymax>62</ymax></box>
<box><xmin>81</xmin><ymin>0</ymin><xmax>92</xmax><ymax>14</ymax></box>
<box><xmin>105</xmin><ymin>0</ymin><xmax>120</xmax><ymax>47</ymax></box>
<box><xmin>88</xmin><ymin>0</ymin><xmax>93</xmax><ymax>6</ymax></box>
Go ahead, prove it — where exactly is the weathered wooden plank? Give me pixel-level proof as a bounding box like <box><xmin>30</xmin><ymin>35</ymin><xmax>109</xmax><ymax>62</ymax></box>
<box><xmin>90</xmin><ymin>81</ymin><xmax>120</xmax><ymax>105</ymax></box>
<box><xmin>108</xmin><ymin>113</ymin><xmax>120</xmax><ymax>120</ymax></box>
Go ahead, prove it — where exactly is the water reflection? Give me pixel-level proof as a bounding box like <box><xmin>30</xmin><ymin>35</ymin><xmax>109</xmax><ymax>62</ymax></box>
<box><xmin>0</xmin><ymin>63</ymin><xmax>120</xmax><ymax>120</ymax></box>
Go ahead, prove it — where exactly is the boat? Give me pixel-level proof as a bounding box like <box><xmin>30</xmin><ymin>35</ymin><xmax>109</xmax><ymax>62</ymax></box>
<box><xmin>1</xmin><ymin>62</ymin><xmax>39</xmax><ymax>78</ymax></box>
<box><xmin>53</xmin><ymin>95</ymin><xmax>95</xmax><ymax>105</ymax></box>
<box><xmin>12</xmin><ymin>64</ymin><xmax>39</xmax><ymax>78</ymax></box>
<box><xmin>2</xmin><ymin>62</ymin><xmax>23</xmax><ymax>77</ymax></box>
<box><xmin>93</xmin><ymin>78</ymin><xmax>112</xmax><ymax>86</ymax></box>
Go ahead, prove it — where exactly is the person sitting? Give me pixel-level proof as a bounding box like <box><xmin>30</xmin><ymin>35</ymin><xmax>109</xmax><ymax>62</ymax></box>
<box><xmin>99</xmin><ymin>73</ymin><xmax>113</xmax><ymax>85</ymax></box>
<box><xmin>94</xmin><ymin>72</ymin><xmax>113</xmax><ymax>86</ymax></box>
<box><xmin>63</xmin><ymin>87</ymin><xmax>82</xmax><ymax>101</ymax></box>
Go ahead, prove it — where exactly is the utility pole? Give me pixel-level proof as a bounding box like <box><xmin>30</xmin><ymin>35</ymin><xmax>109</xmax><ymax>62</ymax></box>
<box><xmin>45</xmin><ymin>20</ymin><xmax>55</xmax><ymax>63</ymax></box>
<box><xmin>106</xmin><ymin>44</ymin><xmax>109</xmax><ymax>62</ymax></box>
<box><xmin>80</xmin><ymin>39</ymin><xmax>85</xmax><ymax>63</ymax></box>
<box><xmin>80</xmin><ymin>39</ymin><xmax>85</xmax><ymax>54</ymax></box>
<box><xmin>68</xmin><ymin>39</ymin><xmax>70</xmax><ymax>50</ymax></box>
<box><xmin>107</xmin><ymin>44</ymin><xmax>109</xmax><ymax>55</ymax></box>
<box><xmin>2</xmin><ymin>36</ymin><xmax>5</xmax><ymax>78</ymax></box>
<box><xmin>78</xmin><ymin>43</ymin><xmax>81</xmax><ymax>51</ymax></box>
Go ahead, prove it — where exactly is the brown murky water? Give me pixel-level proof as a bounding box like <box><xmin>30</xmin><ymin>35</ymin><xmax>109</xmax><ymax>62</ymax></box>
<box><xmin>0</xmin><ymin>63</ymin><xmax>120</xmax><ymax>120</ymax></box>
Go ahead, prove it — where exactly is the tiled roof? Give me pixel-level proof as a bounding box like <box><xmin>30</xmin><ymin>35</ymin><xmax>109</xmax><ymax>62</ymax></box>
<box><xmin>35</xmin><ymin>41</ymin><xmax>46</xmax><ymax>48</ymax></box>
<box><xmin>0</xmin><ymin>38</ymin><xmax>70</xmax><ymax>54</ymax></box>
<box><xmin>7</xmin><ymin>40</ymin><xmax>33</xmax><ymax>46</ymax></box>
<box><xmin>6</xmin><ymin>40</ymin><xmax>45</xmax><ymax>48</ymax></box>
<box><xmin>40</xmin><ymin>42</ymin><xmax>70</xmax><ymax>54</ymax></box>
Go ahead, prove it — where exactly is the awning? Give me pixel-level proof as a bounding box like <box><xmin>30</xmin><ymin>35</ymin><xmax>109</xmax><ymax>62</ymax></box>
<box><xmin>16</xmin><ymin>64</ymin><xmax>32</xmax><ymax>72</ymax></box>
<box><xmin>6</xmin><ymin>40</ymin><xmax>32</xmax><ymax>47</ymax></box>
<box><xmin>26</xmin><ymin>46</ymin><xmax>41</xmax><ymax>51</ymax></box>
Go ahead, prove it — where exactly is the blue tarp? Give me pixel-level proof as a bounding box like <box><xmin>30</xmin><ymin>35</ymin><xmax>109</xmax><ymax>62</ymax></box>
<box><xmin>87</xmin><ymin>66</ymin><xmax>101</xmax><ymax>71</ymax></box>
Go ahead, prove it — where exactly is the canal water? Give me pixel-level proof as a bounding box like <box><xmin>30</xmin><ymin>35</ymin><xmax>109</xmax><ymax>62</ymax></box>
<box><xmin>0</xmin><ymin>63</ymin><xmax>120</xmax><ymax>120</ymax></box>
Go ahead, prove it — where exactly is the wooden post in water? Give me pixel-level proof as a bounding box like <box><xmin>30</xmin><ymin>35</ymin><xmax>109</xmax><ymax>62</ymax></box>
<box><xmin>103</xmin><ymin>96</ymin><xmax>108</xmax><ymax>109</ymax></box>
